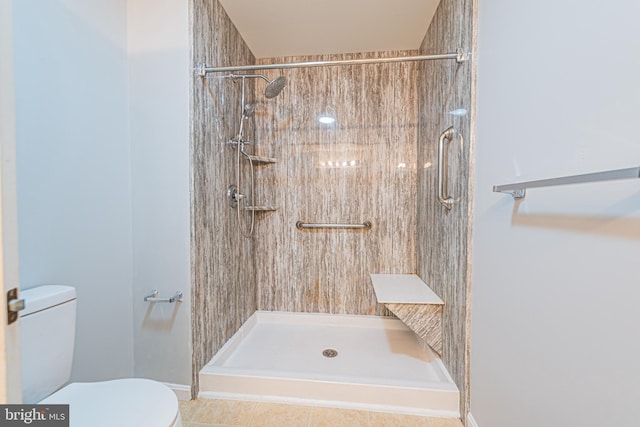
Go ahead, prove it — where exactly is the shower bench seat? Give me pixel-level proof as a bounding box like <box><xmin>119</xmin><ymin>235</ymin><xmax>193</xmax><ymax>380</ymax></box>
<box><xmin>370</xmin><ymin>274</ymin><xmax>444</xmax><ymax>355</ymax></box>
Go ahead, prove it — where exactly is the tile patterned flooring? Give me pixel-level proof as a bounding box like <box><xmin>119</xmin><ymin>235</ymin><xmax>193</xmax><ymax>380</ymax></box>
<box><xmin>179</xmin><ymin>399</ymin><xmax>463</xmax><ymax>427</ymax></box>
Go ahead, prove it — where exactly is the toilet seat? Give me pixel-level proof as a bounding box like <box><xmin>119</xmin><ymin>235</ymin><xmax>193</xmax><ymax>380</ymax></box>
<box><xmin>40</xmin><ymin>378</ymin><xmax>181</xmax><ymax>427</ymax></box>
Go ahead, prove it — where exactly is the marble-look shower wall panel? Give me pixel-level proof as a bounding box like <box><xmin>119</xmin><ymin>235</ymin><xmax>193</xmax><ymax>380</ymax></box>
<box><xmin>191</xmin><ymin>0</ymin><xmax>257</xmax><ymax>398</ymax></box>
<box><xmin>253</xmin><ymin>52</ymin><xmax>418</xmax><ymax>316</ymax></box>
<box><xmin>417</xmin><ymin>0</ymin><xmax>476</xmax><ymax>422</ymax></box>
<box><xmin>385</xmin><ymin>303</ymin><xmax>443</xmax><ymax>355</ymax></box>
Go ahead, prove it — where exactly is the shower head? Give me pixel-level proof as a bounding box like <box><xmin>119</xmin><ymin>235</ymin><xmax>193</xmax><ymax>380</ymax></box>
<box><xmin>227</xmin><ymin>73</ymin><xmax>286</xmax><ymax>99</ymax></box>
<box><xmin>264</xmin><ymin>76</ymin><xmax>287</xmax><ymax>99</ymax></box>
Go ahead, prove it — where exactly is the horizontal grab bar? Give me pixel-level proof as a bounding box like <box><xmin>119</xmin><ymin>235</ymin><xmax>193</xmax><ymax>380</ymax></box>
<box><xmin>296</xmin><ymin>221</ymin><xmax>372</xmax><ymax>230</ymax></box>
<box><xmin>144</xmin><ymin>289</ymin><xmax>183</xmax><ymax>303</ymax></box>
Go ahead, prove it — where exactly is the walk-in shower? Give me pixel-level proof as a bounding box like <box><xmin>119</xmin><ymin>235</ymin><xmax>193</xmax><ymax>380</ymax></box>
<box><xmin>193</xmin><ymin>41</ymin><xmax>472</xmax><ymax>417</ymax></box>
<box><xmin>212</xmin><ymin>73</ymin><xmax>286</xmax><ymax>237</ymax></box>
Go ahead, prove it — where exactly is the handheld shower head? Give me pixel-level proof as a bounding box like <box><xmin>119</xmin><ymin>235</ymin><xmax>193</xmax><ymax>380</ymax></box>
<box><xmin>243</xmin><ymin>103</ymin><xmax>255</xmax><ymax>118</ymax></box>
<box><xmin>264</xmin><ymin>76</ymin><xmax>287</xmax><ymax>99</ymax></box>
<box><xmin>236</xmin><ymin>102</ymin><xmax>254</xmax><ymax>140</ymax></box>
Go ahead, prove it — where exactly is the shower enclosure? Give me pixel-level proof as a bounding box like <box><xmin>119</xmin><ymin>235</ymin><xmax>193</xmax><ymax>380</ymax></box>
<box><xmin>190</xmin><ymin>0</ymin><xmax>475</xmax><ymax>422</ymax></box>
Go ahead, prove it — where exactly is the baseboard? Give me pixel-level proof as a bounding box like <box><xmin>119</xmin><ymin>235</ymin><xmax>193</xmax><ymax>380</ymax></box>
<box><xmin>467</xmin><ymin>412</ymin><xmax>480</xmax><ymax>427</ymax></box>
<box><xmin>164</xmin><ymin>382</ymin><xmax>191</xmax><ymax>401</ymax></box>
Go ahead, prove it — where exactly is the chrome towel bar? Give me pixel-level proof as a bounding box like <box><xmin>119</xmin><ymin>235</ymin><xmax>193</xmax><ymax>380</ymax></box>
<box><xmin>296</xmin><ymin>221</ymin><xmax>372</xmax><ymax>230</ymax></box>
<box><xmin>144</xmin><ymin>289</ymin><xmax>183</xmax><ymax>303</ymax></box>
<box><xmin>493</xmin><ymin>166</ymin><xmax>640</xmax><ymax>199</ymax></box>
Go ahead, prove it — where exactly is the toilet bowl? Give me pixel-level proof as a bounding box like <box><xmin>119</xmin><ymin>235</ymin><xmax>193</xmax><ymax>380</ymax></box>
<box><xmin>41</xmin><ymin>379</ymin><xmax>181</xmax><ymax>427</ymax></box>
<box><xmin>20</xmin><ymin>285</ymin><xmax>182</xmax><ymax>427</ymax></box>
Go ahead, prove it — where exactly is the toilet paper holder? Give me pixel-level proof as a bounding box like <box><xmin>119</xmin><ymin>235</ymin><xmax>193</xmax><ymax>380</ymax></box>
<box><xmin>144</xmin><ymin>289</ymin><xmax>183</xmax><ymax>303</ymax></box>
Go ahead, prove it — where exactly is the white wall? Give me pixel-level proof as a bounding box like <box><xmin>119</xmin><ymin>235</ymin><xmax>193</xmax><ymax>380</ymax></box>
<box><xmin>472</xmin><ymin>1</ymin><xmax>640</xmax><ymax>426</ymax></box>
<box><xmin>128</xmin><ymin>0</ymin><xmax>191</xmax><ymax>386</ymax></box>
<box><xmin>13</xmin><ymin>0</ymin><xmax>134</xmax><ymax>381</ymax></box>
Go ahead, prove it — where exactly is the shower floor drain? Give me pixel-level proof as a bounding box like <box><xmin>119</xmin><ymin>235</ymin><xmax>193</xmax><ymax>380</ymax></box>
<box><xmin>322</xmin><ymin>348</ymin><xmax>338</xmax><ymax>358</ymax></box>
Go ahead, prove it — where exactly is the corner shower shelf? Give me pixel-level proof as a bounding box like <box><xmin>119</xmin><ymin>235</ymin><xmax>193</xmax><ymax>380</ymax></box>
<box><xmin>243</xmin><ymin>156</ymin><xmax>277</xmax><ymax>214</ymax></box>
<box><xmin>370</xmin><ymin>274</ymin><xmax>444</xmax><ymax>355</ymax></box>
<box><xmin>244</xmin><ymin>206</ymin><xmax>278</xmax><ymax>212</ymax></box>
<box><xmin>493</xmin><ymin>166</ymin><xmax>640</xmax><ymax>199</ymax></box>
<box><xmin>246</xmin><ymin>155</ymin><xmax>277</xmax><ymax>165</ymax></box>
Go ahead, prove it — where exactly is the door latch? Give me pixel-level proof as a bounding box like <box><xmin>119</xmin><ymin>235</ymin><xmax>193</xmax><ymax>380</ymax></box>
<box><xmin>7</xmin><ymin>288</ymin><xmax>25</xmax><ymax>325</ymax></box>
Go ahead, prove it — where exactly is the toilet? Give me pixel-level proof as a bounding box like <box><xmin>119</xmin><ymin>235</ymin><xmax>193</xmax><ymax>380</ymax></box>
<box><xmin>20</xmin><ymin>285</ymin><xmax>182</xmax><ymax>427</ymax></box>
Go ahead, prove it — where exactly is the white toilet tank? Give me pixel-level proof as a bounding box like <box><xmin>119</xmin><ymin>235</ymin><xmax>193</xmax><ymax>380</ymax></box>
<box><xmin>20</xmin><ymin>285</ymin><xmax>77</xmax><ymax>403</ymax></box>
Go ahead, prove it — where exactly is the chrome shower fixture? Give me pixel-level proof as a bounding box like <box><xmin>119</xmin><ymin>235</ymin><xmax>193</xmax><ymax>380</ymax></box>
<box><xmin>233</xmin><ymin>103</ymin><xmax>255</xmax><ymax>145</ymax></box>
<box><xmin>219</xmin><ymin>72</ymin><xmax>286</xmax><ymax>239</ymax></box>
<box><xmin>264</xmin><ymin>76</ymin><xmax>286</xmax><ymax>99</ymax></box>
<box><xmin>227</xmin><ymin>73</ymin><xmax>287</xmax><ymax>99</ymax></box>
<box><xmin>243</xmin><ymin>103</ymin><xmax>255</xmax><ymax>117</ymax></box>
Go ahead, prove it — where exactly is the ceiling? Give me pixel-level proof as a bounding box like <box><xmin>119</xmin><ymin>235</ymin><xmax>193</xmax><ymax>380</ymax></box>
<box><xmin>217</xmin><ymin>0</ymin><xmax>441</xmax><ymax>59</ymax></box>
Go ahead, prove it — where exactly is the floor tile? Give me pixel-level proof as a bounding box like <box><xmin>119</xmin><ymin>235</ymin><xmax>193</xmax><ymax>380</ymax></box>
<box><xmin>184</xmin><ymin>423</ymin><xmax>237</xmax><ymax>427</ymax></box>
<box><xmin>426</xmin><ymin>417</ymin><xmax>464</xmax><ymax>427</ymax></box>
<box><xmin>191</xmin><ymin>399</ymin><xmax>256</xmax><ymax>425</ymax></box>
<box><xmin>368</xmin><ymin>411</ymin><xmax>430</xmax><ymax>427</ymax></box>
<box><xmin>246</xmin><ymin>402</ymin><xmax>312</xmax><ymax>427</ymax></box>
<box><xmin>179</xmin><ymin>397</ymin><xmax>452</xmax><ymax>427</ymax></box>
<box><xmin>308</xmin><ymin>407</ymin><xmax>369</xmax><ymax>427</ymax></box>
<box><xmin>179</xmin><ymin>399</ymin><xmax>204</xmax><ymax>422</ymax></box>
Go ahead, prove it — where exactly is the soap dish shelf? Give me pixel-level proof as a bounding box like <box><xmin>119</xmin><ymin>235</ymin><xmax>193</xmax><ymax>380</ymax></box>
<box><xmin>246</xmin><ymin>155</ymin><xmax>277</xmax><ymax>165</ymax></box>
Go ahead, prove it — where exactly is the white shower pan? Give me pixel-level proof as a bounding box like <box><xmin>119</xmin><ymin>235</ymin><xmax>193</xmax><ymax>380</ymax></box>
<box><xmin>199</xmin><ymin>311</ymin><xmax>459</xmax><ymax>417</ymax></box>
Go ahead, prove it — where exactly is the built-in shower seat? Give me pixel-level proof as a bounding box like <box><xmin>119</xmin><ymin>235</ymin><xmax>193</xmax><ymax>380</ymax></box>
<box><xmin>370</xmin><ymin>274</ymin><xmax>444</xmax><ymax>355</ymax></box>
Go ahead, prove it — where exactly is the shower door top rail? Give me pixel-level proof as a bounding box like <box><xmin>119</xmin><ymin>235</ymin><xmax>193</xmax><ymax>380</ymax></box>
<box><xmin>196</xmin><ymin>49</ymin><xmax>468</xmax><ymax>75</ymax></box>
<box><xmin>493</xmin><ymin>166</ymin><xmax>640</xmax><ymax>199</ymax></box>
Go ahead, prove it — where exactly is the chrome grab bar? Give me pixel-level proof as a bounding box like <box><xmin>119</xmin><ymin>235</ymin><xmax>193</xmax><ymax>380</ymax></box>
<box><xmin>438</xmin><ymin>126</ymin><xmax>456</xmax><ymax>210</ymax></box>
<box><xmin>296</xmin><ymin>221</ymin><xmax>372</xmax><ymax>230</ymax></box>
<box><xmin>144</xmin><ymin>289</ymin><xmax>183</xmax><ymax>303</ymax></box>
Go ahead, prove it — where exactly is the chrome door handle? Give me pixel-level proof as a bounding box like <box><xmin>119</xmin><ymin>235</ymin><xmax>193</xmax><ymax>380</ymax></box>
<box><xmin>437</xmin><ymin>126</ymin><xmax>456</xmax><ymax>210</ymax></box>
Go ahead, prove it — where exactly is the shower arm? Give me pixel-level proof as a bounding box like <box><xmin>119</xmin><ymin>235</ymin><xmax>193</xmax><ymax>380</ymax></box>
<box><xmin>195</xmin><ymin>49</ymin><xmax>468</xmax><ymax>75</ymax></box>
<box><xmin>229</xmin><ymin>73</ymin><xmax>270</xmax><ymax>84</ymax></box>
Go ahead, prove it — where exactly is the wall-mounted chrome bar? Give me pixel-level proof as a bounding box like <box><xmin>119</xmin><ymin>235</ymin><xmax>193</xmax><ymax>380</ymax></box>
<box><xmin>438</xmin><ymin>126</ymin><xmax>457</xmax><ymax>210</ymax></box>
<box><xmin>196</xmin><ymin>49</ymin><xmax>467</xmax><ymax>75</ymax></box>
<box><xmin>493</xmin><ymin>166</ymin><xmax>640</xmax><ymax>199</ymax></box>
<box><xmin>144</xmin><ymin>289</ymin><xmax>183</xmax><ymax>303</ymax></box>
<box><xmin>296</xmin><ymin>221</ymin><xmax>372</xmax><ymax>230</ymax></box>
